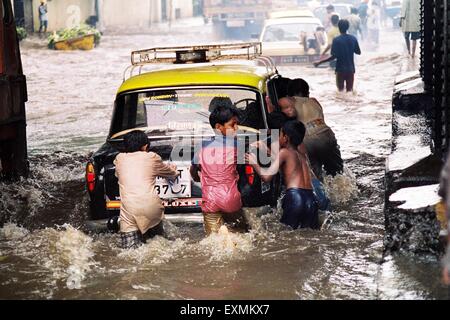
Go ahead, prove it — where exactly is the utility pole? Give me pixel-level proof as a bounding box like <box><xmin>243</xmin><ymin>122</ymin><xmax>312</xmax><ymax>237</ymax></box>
<box><xmin>168</xmin><ymin>0</ymin><xmax>173</xmax><ymax>28</ymax></box>
<box><xmin>95</xmin><ymin>0</ymin><xmax>102</xmax><ymax>31</ymax></box>
<box><xmin>149</xmin><ymin>0</ymin><xmax>152</xmax><ymax>28</ymax></box>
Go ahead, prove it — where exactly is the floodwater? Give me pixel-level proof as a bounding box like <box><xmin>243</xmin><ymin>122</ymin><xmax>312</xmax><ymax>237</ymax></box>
<box><xmin>1</xmin><ymin>18</ymin><xmax>449</xmax><ymax>299</ymax></box>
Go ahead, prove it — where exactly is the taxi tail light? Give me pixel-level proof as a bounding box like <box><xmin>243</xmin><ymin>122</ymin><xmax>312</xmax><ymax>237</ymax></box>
<box><xmin>86</xmin><ymin>163</ymin><xmax>96</xmax><ymax>193</ymax></box>
<box><xmin>245</xmin><ymin>165</ymin><xmax>255</xmax><ymax>186</ymax></box>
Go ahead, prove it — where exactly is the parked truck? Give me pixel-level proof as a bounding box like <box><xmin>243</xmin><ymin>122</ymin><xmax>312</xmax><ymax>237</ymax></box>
<box><xmin>0</xmin><ymin>0</ymin><xmax>28</xmax><ymax>180</ymax></box>
<box><xmin>203</xmin><ymin>0</ymin><xmax>273</xmax><ymax>39</ymax></box>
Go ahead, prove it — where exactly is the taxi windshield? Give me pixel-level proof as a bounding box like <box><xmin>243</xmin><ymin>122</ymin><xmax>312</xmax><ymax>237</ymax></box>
<box><xmin>262</xmin><ymin>23</ymin><xmax>320</xmax><ymax>42</ymax></box>
<box><xmin>110</xmin><ymin>87</ymin><xmax>265</xmax><ymax>139</ymax></box>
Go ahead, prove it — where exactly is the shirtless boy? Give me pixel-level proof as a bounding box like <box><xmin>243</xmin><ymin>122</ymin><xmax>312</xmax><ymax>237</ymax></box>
<box><xmin>246</xmin><ymin>121</ymin><xmax>319</xmax><ymax>230</ymax></box>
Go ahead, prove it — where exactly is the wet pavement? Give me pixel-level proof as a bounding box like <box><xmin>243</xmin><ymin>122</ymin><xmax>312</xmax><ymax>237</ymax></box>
<box><xmin>0</xmin><ymin>19</ymin><xmax>449</xmax><ymax>299</ymax></box>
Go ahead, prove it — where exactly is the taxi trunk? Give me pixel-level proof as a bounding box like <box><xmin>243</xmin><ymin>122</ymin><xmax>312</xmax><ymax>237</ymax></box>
<box><xmin>90</xmin><ymin>131</ymin><xmax>278</xmax><ymax>221</ymax></box>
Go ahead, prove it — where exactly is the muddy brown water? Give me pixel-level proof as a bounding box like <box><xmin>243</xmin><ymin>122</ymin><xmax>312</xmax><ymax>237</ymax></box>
<box><xmin>0</xmin><ymin>21</ymin><xmax>448</xmax><ymax>299</ymax></box>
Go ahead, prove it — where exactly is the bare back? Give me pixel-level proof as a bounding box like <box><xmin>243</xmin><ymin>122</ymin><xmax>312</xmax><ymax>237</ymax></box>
<box><xmin>280</xmin><ymin>148</ymin><xmax>313</xmax><ymax>190</ymax></box>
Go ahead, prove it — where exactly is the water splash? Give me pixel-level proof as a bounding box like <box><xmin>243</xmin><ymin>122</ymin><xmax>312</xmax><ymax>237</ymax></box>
<box><xmin>55</xmin><ymin>224</ymin><xmax>97</xmax><ymax>290</ymax></box>
<box><xmin>197</xmin><ymin>224</ymin><xmax>256</xmax><ymax>262</ymax></box>
<box><xmin>0</xmin><ymin>223</ymin><xmax>97</xmax><ymax>292</ymax></box>
<box><xmin>323</xmin><ymin>167</ymin><xmax>359</xmax><ymax>206</ymax></box>
<box><xmin>0</xmin><ymin>222</ymin><xmax>30</xmax><ymax>240</ymax></box>
<box><xmin>118</xmin><ymin>236</ymin><xmax>187</xmax><ymax>265</ymax></box>
<box><xmin>0</xmin><ymin>153</ymin><xmax>88</xmax><ymax>226</ymax></box>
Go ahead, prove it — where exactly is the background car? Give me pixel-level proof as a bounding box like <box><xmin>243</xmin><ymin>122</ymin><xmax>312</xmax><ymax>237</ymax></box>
<box><xmin>385</xmin><ymin>0</ymin><xmax>403</xmax><ymax>28</ymax></box>
<box><xmin>85</xmin><ymin>43</ymin><xmax>284</xmax><ymax>227</ymax></box>
<box><xmin>259</xmin><ymin>11</ymin><xmax>326</xmax><ymax>64</ymax></box>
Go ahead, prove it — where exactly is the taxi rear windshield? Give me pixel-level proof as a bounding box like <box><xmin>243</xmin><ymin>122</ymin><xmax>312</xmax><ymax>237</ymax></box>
<box><xmin>110</xmin><ymin>88</ymin><xmax>265</xmax><ymax>138</ymax></box>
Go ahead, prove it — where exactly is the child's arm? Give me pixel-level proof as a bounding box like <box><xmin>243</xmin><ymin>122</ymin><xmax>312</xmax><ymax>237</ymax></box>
<box><xmin>190</xmin><ymin>164</ymin><xmax>201</xmax><ymax>182</ymax></box>
<box><xmin>245</xmin><ymin>150</ymin><xmax>284</xmax><ymax>183</ymax></box>
<box><xmin>113</xmin><ymin>155</ymin><xmax>120</xmax><ymax>178</ymax></box>
<box><xmin>251</xmin><ymin>140</ymin><xmax>270</xmax><ymax>157</ymax></box>
<box><xmin>190</xmin><ymin>147</ymin><xmax>201</xmax><ymax>182</ymax></box>
<box><xmin>151</xmin><ymin>153</ymin><xmax>179</xmax><ymax>178</ymax></box>
<box><xmin>252</xmin><ymin>140</ymin><xmax>280</xmax><ymax>159</ymax></box>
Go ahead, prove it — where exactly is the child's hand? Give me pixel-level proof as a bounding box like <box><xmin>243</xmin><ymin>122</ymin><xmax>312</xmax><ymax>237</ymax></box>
<box><xmin>245</xmin><ymin>153</ymin><xmax>258</xmax><ymax>165</ymax></box>
<box><xmin>169</xmin><ymin>164</ymin><xmax>179</xmax><ymax>174</ymax></box>
<box><xmin>250</xmin><ymin>141</ymin><xmax>265</xmax><ymax>149</ymax></box>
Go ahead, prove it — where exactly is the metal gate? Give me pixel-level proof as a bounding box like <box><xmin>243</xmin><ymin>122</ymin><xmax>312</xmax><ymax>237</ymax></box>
<box><xmin>421</xmin><ymin>0</ymin><xmax>450</xmax><ymax>158</ymax></box>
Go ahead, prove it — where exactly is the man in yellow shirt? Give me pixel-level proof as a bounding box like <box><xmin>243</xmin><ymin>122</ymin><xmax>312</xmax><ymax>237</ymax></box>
<box><xmin>321</xmin><ymin>14</ymin><xmax>340</xmax><ymax>56</ymax></box>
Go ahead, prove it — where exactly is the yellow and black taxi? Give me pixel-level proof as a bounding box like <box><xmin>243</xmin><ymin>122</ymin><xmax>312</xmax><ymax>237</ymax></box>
<box><xmin>86</xmin><ymin>43</ymin><xmax>285</xmax><ymax>226</ymax></box>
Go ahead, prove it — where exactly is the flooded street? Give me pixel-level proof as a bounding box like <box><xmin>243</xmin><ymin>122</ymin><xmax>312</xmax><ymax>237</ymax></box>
<box><xmin>0</xmin><ymin>19</ymin><xmax>449</xmax><ymax>299</ymax></box>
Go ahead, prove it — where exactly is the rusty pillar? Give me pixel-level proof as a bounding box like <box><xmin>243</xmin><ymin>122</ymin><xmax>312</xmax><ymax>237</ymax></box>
<box><xmin>0</xmin><ymin>0</ymin><xmax>29</xmax><ymax>180</ymax></box>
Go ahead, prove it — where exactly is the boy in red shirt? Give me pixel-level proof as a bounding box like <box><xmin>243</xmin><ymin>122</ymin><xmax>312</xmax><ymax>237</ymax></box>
<box><xmin>190</xmin><ymin>99</ymin><xmax>249</xmax><ymax>236</ymax></box>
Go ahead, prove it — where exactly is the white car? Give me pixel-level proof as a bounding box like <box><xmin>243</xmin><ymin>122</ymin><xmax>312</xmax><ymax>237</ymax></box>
<box><xmin>260</xmin><ymin>13</ymin><xmax>327</xmax><ymax>65</ymax></box>
<box><xmin>312</xmin><ymin>3</ymin><xmax>353</xmax><ymax>26</ymax></box>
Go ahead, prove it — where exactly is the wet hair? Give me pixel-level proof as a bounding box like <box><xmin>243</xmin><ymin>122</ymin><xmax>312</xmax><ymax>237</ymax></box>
<box><xmin>209</xmin><ymin>104</ymin><xmax>240</xmax><ymax>128</ymax></box>
<box><xmin>282</xmin><ymin>120</ymin><xmax>306</xmax><ymax>148</ymax></box>
<box><xmin>331</xmin><ymin>14</ymin><xmax>340</xmax><ymax>26</ymax></box>
<box><xmin>288</xmin><ymin>78</ymin><xmax>310</xmax><ymax>97</ymax></box>
<box><xmin>209</xmin><ymin>96</ymin><xmax>233</xmax><ymax>113</ymax></box>
<box><xmin>268</xmin><ymin>111</ymin><xmax>290</xmax><ymax>129</ymax></box>
<box><xmin>123</xmin><ymin>130</ymin><xmax>149</xmax><ymax>153</ymax></box>
<box><xmin>241</xmin><ymin>101</ymin><xmax>264</xmax><ymax>129</ymax></box>
<box><xmin>351</xmin><ymin>7</ymin><xmax>358</xmax><ymax>15</ymax></box>
<box><xmin>338</xmin><ymin>19</ymin><xmax>350</xmax><ymax>34</ymax></box>
<box><xmin>326</xmin><ymin>4</ymin><xmax>334</xmax><ymax>11</ymax></box>
<box><xmin>270</xmin><ymin>77</ymin><xmax>291</xmax><ymax>108</ymax></box>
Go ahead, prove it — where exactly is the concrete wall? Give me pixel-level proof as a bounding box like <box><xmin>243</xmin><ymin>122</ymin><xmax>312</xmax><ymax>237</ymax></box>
<box><xmin>100</xmin><ymin>0</ymin><xmax>193</xmax><ymax>30</ymax></box>
<box><xmin>28</xmin><ymin>0</ymin><xmax>195</xmax><ymax>32</ymax></box>
<box><xmin>99</xmin><ymin>0</ymin><xmax>162</xmax><ymax>30</ymax></box>
<box><xmin>32</xmin><ymin>0</ymin><xmax>95</xmax><ymax>32</ymax></box>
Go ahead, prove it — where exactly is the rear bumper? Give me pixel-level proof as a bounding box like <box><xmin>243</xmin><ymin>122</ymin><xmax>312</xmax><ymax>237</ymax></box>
<box><xmin>105</xmin><ymin>198</ymin><xmax>203</xmax><ymax>214</ymax></box>
<box><xmin>270</xmin><ymin>54</ymin><xmax>320</xmax><ymax>65</ymax></box>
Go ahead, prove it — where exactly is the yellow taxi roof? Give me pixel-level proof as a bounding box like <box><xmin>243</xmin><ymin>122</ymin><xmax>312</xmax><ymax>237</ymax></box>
<box><xmin>117</xmin><ymin>62</ymin><xmax>271</xmax><ymax>95</ymax></box>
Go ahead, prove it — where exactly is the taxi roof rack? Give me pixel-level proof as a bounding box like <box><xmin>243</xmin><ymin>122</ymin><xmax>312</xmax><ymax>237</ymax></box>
<box><xmin>123</xmin><ymin>42</ymin><xmax>277</xmax><ymax>81</ymax></box>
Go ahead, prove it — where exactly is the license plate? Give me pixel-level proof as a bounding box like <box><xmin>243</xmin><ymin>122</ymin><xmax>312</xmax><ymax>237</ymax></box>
<box><xmin>280</xmin><ymin>56</ymin><xmax>309</xmax><ymax>64</ymax></box>
<box><xmin>227</xmin><ymin>20</ymin><xmax>246</xmax><ymax>27</ymax></box>
<box><xmin>155</xmin><ymin>165</ymin><xmax>191</xmax><ymax>199</ymax></box>
<box><xmin>162</xmin><ymin>198</ymin><xmax>202</xmax><ymax>207</ymax></box>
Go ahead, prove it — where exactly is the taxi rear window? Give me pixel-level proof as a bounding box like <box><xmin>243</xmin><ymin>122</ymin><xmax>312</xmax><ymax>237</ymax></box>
<box><xmin>110</xmin><ymin>87</ymin><xmax>266</xmax><ymax>138</ymax></box>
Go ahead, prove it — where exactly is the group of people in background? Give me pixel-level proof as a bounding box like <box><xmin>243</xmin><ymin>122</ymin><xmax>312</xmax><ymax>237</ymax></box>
<box><xmin>312</xmin><ymin>0</ymin><xmax>421</xmax><ymax>92</ymax></box>
<box><xmin>321</xmin><ymin>1</ymin><xmax>380</xmax><ymax>46</ymax></box>
<box><xmin>314</xmin><ymin>11</ymin><xmax>362</xmax><ymax>93</ymax></box>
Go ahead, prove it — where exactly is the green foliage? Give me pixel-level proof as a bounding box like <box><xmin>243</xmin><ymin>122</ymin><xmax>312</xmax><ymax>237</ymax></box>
<box><xmin>47</xmin><ymin>24</ymin><xmax>101</xmax><ymax>49</ymax></box>
<box><xmin>16</xmin><ymin>27</ymin><xmax>27</xmax><ymax>41</ymax></box>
